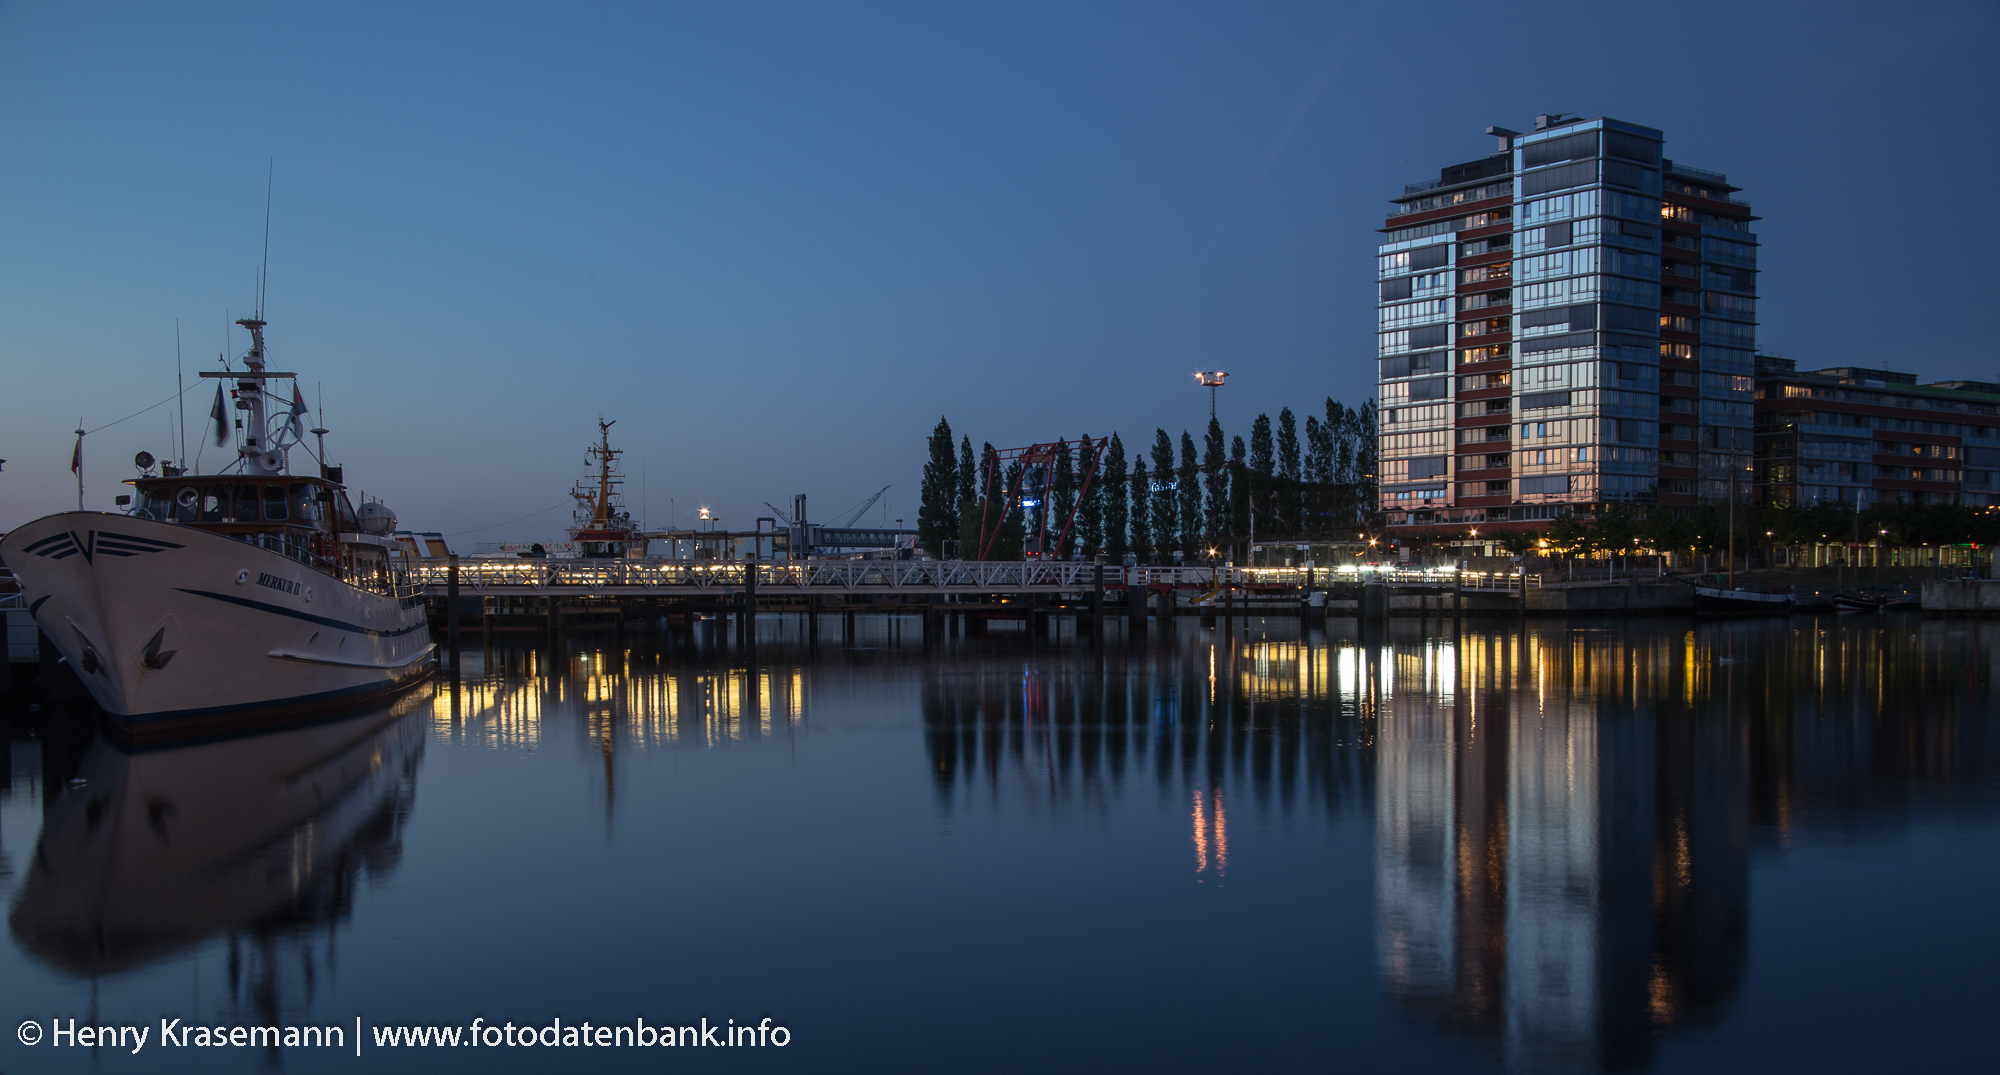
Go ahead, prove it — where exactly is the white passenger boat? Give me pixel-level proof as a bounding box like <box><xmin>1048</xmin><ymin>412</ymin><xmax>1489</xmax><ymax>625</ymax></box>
<box><xmin>0</xmin><ymin>318</ymin><xmax>434</xmax><ymax>739</ymax></box>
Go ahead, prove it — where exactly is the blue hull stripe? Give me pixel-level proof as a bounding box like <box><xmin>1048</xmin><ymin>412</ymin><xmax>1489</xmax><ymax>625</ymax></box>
<box><xmin>175</xmin><ymin>588</ymin><xmax>429</xmax><ymax>638</ymax></box>
<box><xmin>111</xmin><ymin>665</ymin><xmax>435</xmax><ymax>734</ymax></box>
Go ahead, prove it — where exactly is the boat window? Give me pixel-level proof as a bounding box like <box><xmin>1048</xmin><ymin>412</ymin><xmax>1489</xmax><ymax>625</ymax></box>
<box><xmin>145</xmin><ymin>487</ymin><xmax>175</xmax><ymax>521</ymax></box>
<box><xmin>262</xmin><ymin>484</ymin><xmax>289</xmax><ymax>521</ymax></box>
<box><xmin>232</xmin><ymin>483</ymin><xmax>258</xmax><ymax>522</ymax></box>
<box><xmin>175</xmin><ymin>486</ymin><xmax>200</xmax><ymax>523</ymax></box>
<box><xmin>335</xmin><ymin>492</ymin><xmax>359</xmax><ymax>532</ymax></box>
<box><xmin>288</xmin><ymin>484</ymin><xmax>318</xmax><ymax>526</ymax></box>
<box><xmin>202</xmin><ymin>485</ymin><xmax>227</xmax><ymax>523</ymax></box>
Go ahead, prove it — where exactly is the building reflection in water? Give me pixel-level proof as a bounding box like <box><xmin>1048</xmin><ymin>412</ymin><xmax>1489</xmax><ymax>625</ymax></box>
<box><xmin>922</xmin><ymin>633</ymin><xmax>1377</xmax><ymax>828</ymax></box>
<box><xmin>922</xmin><ymin>618</ymin><xmax>2000</xmax><ymax>1072</ymax></box>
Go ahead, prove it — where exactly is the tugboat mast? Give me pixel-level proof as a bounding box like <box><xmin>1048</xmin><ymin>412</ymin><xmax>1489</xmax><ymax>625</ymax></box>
<box><xmin>586</xmin><ymin>418</ymin><xmax>622</xmax><ymax>527</ymax></box>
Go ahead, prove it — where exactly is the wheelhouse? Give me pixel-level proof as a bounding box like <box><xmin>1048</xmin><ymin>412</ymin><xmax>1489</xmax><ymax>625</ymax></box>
<box><xmin>120</xmin><ymin>474</ymin><xmax>403</xmax><ymax>593</ymax></box>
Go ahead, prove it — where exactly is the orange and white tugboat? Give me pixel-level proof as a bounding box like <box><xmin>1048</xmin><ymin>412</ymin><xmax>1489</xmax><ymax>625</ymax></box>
<box><xmin>566</xmin><ymin>418</ymin><xmax>644</xmax><ymax>559</ymax></box>
<box><xmin>0</xmin><ymin>317</ymin><xmax>434</xmax><ymax>739</ymax></box>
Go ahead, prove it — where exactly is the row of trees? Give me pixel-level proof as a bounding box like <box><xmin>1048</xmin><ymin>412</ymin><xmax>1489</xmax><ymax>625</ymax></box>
<box><xmin>918</xmin><ymin>401</ymin><xmax>1381</xmax><ymax>561</ymax></box>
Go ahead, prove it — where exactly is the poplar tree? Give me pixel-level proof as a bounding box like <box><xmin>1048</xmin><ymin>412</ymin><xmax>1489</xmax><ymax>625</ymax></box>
<box><xmin>1104</xmin><ymin>433</ymin><xmax>1129</xmax><ymax>557</ymax></box>
<box><xmin>1052</xmin><ymin>438</ymin><xmax>1077</xmax><ymax>559</ymax></box>
<box><xmin>1203</xmin><ymin>417</ymin><xmax>1228</xmax><ymax>540</ymax></box>
<box><xmin>1228</xmin><ymin>435</ymin><xmax>1249</xmax><ymax>551</ymax></box>
<box><xmin>918</xmin><ymin>417</ymin><xmax>958</xmax><ymax>555</ymax></box>
<box><xmin>1326</xmin><ymin>399</ymin><xmax>1352</xmax><ymax>485</ymax></box>
<box><xmin>1178</xmin><ymin>431</ymin><xmax>1201</xmax><ymax>556</ymax></box>
<box><xmin>957</xmin><ymin>436</ymin><xmax>976</xmax><ymax>514</ymax></box>
<box><xmin>1277</xmin><ymin>408</ymin><xmax>1301</xmax><ymax>535</ymax></box>
<box><xmin>1129</xmin><ymin>455</ymin><xmax>1151</xmax><ymax>558</ymax></box>
<box><xmin>1149</xmin><ymin>429</ymin><xmax>1176</xmax><ymax>556</ymax></box>
<box><xmin>1354</xmin><ymin>402</ymin><xmax>1380</xmax><ymax>521</ymax></box>
<box><xmin>1249</xmin><ymin>414</ymin><xmax>1274</xmax><ymax>540</ymax></box>
<box><xmin>1305</xmin><ymin>415</ymin><xmax>1333</xmax><ymax>537</ymax></box>
<box><xmin>959</xmin><ymin>442</ymin><xmax>1000</xmax><ymax>558</ymax></box>
<box><xmin>1328</xmin><ymin>399</ymin><xmax>1357</xmax><ymax>528</ymax></box>
<box><xmin>1077</xmin><ymin>434</ymin><xmax>1104</xmax><ymax>556</ymax></box>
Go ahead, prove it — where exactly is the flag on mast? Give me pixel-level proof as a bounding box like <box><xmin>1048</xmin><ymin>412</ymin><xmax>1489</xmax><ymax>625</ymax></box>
<box><xmin>70</xmin><ymin>431</ymin><xmax>81</xmax><ymax>474</ymax></box>
<box><xmin>287</xmin><ymin>380</ymin><xmax>309</xmax><ymax>443</ymax></box>
<box><xmin>210</xmin><ymin>383</ymin><xmax>229</xmax><ymax>446</ymax></box>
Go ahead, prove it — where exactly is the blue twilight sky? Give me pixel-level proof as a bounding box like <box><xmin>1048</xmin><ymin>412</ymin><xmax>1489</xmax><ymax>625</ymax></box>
<box><xmin>2</xmin><ymin>1</ymin><xmax>1996</xmax><ymax>542</ymax></box>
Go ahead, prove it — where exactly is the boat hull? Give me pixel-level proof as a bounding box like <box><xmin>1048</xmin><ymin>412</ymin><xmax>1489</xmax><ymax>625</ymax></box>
<box><xmin>1692</xmin><ymin>585</ymin><xmax>1796</xmax><ymax>615</ymax></box>
<box><xmin>0</xmin><ymin>512</ymin><xmax>434</xmax><ymax>738</ymax></box>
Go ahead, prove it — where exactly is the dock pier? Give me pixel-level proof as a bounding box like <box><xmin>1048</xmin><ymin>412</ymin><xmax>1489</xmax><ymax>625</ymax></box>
<box><xmin>415</xmin><ymin>560</ymin><xmax>1553</xmax><ymax>641</ymax></box>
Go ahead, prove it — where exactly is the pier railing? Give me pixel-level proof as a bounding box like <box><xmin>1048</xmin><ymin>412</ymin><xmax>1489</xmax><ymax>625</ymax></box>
<box><xmin>409</xmin><ymin>559</ymin><xmax>1538</xmax><ymax>595</ymax></box>
<box><xmin>414</xmin><ymin>559</ymin><xmax>1215</xmax><ymax>593</ymax></box>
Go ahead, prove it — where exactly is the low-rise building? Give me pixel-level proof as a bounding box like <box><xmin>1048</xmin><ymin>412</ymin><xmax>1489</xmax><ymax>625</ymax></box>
<box><xmin>1753</xmin><ymin>356</ymin><xmax>2000</xmax><ymax>509</ymax></box>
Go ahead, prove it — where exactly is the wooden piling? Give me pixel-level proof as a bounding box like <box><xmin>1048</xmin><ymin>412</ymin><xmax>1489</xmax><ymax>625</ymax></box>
<box><xmin>1090</xmin><ymin>562</ymin><xmax>1105</xmax><ymax>643</ymax></box>
<box><xmin>446</xmin><ymin>553</ymin><xmax>461</xmax><ymax>668</ymax></box>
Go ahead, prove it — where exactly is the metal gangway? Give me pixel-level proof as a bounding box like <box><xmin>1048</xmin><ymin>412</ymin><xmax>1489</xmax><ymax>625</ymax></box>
<box><xmin>410</xmin><ymin>559</ymin><xmax>1242</xmax><ymax>596</ymax></box>
<box><xmin>407</xmin><ymin>559</ymin><xmax>1539</xmax><ymax>597</ymax></box>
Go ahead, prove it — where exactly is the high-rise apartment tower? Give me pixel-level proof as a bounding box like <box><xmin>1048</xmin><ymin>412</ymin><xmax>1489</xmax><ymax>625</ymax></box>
<box><xmin>1375</xmin><ymin>115</ymin><xmax>1757</xmax><ymax>541</ymax></box>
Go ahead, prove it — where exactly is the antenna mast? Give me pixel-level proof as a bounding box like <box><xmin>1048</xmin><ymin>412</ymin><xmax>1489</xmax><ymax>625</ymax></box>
<box><xmin>175</xmin><ymin>319</ymin><xmax>187</xmax><ymax>470</ymax></box>
<box><xmin>258</xmin><ymin>159</ymin><xmax>273</xmax><ymax>319</ymax></box>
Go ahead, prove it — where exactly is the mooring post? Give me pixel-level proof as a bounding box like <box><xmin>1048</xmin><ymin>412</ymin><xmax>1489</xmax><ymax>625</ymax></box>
<box><xmin>1091</xmin><ymin>562</ymin><xmax>1105</xmax><ymax>644</ymax></box>
<box><xmin>1155</xmin><ymin>585</ymin><xmax>1173</xmax><ymax>630</ymax></box>
<box><xmin>547</xmin><ymin>595</ymin><xmax>559</xmax><ymax>636</ymax></box>
<box><xmin>1127</xmin><ymin>569</ymin><xmax>1146</xmax><ymax>634</ymax></box>
<box><xmin>743</xmin><ymin>557</ymin><xmax>758</xmax><ymax>652</ymax></box>
<box><xmin>1362</xmin><ymin>580</ymin><xmax>1387</xmax><ymax>620</ymax></box>
<box><xmin>446</xmin><ymin>553</ymin><xmax>461</xmax><ymax>668</ymax></box>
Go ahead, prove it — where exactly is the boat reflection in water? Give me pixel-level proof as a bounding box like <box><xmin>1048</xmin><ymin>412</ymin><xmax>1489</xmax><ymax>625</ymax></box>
<box><xmin>921</xmin><ymin>617</ymin><xmax>2000</xmax><ymax>1072</ymax></box>
<box><xmin>9</xmin><ymin>691</ymin><xmax>429</xmax><ymax>1019</ymax></box>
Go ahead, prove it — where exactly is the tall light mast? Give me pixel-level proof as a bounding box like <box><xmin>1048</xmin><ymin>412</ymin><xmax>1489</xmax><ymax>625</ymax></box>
<box><xmin>1195</xmin><ymin>371</ymin><xmax>1229</xmax><ymax>420</ymax></box>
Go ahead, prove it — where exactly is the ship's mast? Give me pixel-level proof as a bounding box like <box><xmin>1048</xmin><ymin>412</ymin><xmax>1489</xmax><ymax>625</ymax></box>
<box><xmin>589</xmin><ymin>419</ymin><xmax>621</xmax><ymax>526</ymax></box>
<box><xmin>237</xmin><ymin>318</ymin><xmax>283</xmax><ymax>476</ymax></box>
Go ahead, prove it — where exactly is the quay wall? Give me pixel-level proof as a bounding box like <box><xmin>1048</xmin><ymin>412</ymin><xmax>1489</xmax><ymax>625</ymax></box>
<box><xmin>1922</xmin><ymin>579</ymin><xmax>2000</xmax><ymax>615</ymax></box>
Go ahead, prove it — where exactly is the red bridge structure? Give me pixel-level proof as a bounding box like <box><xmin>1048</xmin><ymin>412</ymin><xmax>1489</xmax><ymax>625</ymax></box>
<box><xmin>975</xmin><ymin>438</ymin><xmax>1107</xmax><ymax>561</ymax></box>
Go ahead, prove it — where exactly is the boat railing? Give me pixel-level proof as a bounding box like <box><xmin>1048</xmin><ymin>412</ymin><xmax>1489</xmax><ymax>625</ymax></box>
<box><xmin>230</xmin><ymin>530</ymin><xmax>424</xmax><ymax>599</ymax></box>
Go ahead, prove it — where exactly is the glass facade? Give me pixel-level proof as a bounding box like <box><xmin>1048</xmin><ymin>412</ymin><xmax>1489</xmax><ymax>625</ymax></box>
<box><xmin>1376</xmin><ymin>116</ymin><xmax>1758</xmax><ymax>532</ymax></box>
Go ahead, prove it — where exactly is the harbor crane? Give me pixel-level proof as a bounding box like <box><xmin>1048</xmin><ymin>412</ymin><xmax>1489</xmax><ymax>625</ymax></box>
<box><xmin>764</xmin><ymin>486</ymin><xmax>888</xmax><ymax>530</ymax></box>
<box><xmin>831</xmin><ymin>486</ymin><xmax>890</xmax><ymax>529</ymax></box>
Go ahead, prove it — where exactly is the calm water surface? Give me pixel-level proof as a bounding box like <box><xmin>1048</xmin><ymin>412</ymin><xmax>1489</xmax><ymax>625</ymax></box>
<box><xmin>2</xmin><ymin>615</ymin><xmax>1996</xmax><ymax>1073</ymax></box>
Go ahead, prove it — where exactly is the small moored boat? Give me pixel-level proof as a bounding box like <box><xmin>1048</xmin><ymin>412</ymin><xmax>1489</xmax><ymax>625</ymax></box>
<box><xmin>1693</xmin><ymin>585</ymin><xmax>1796</xmax><ymax>615</ymax></box>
